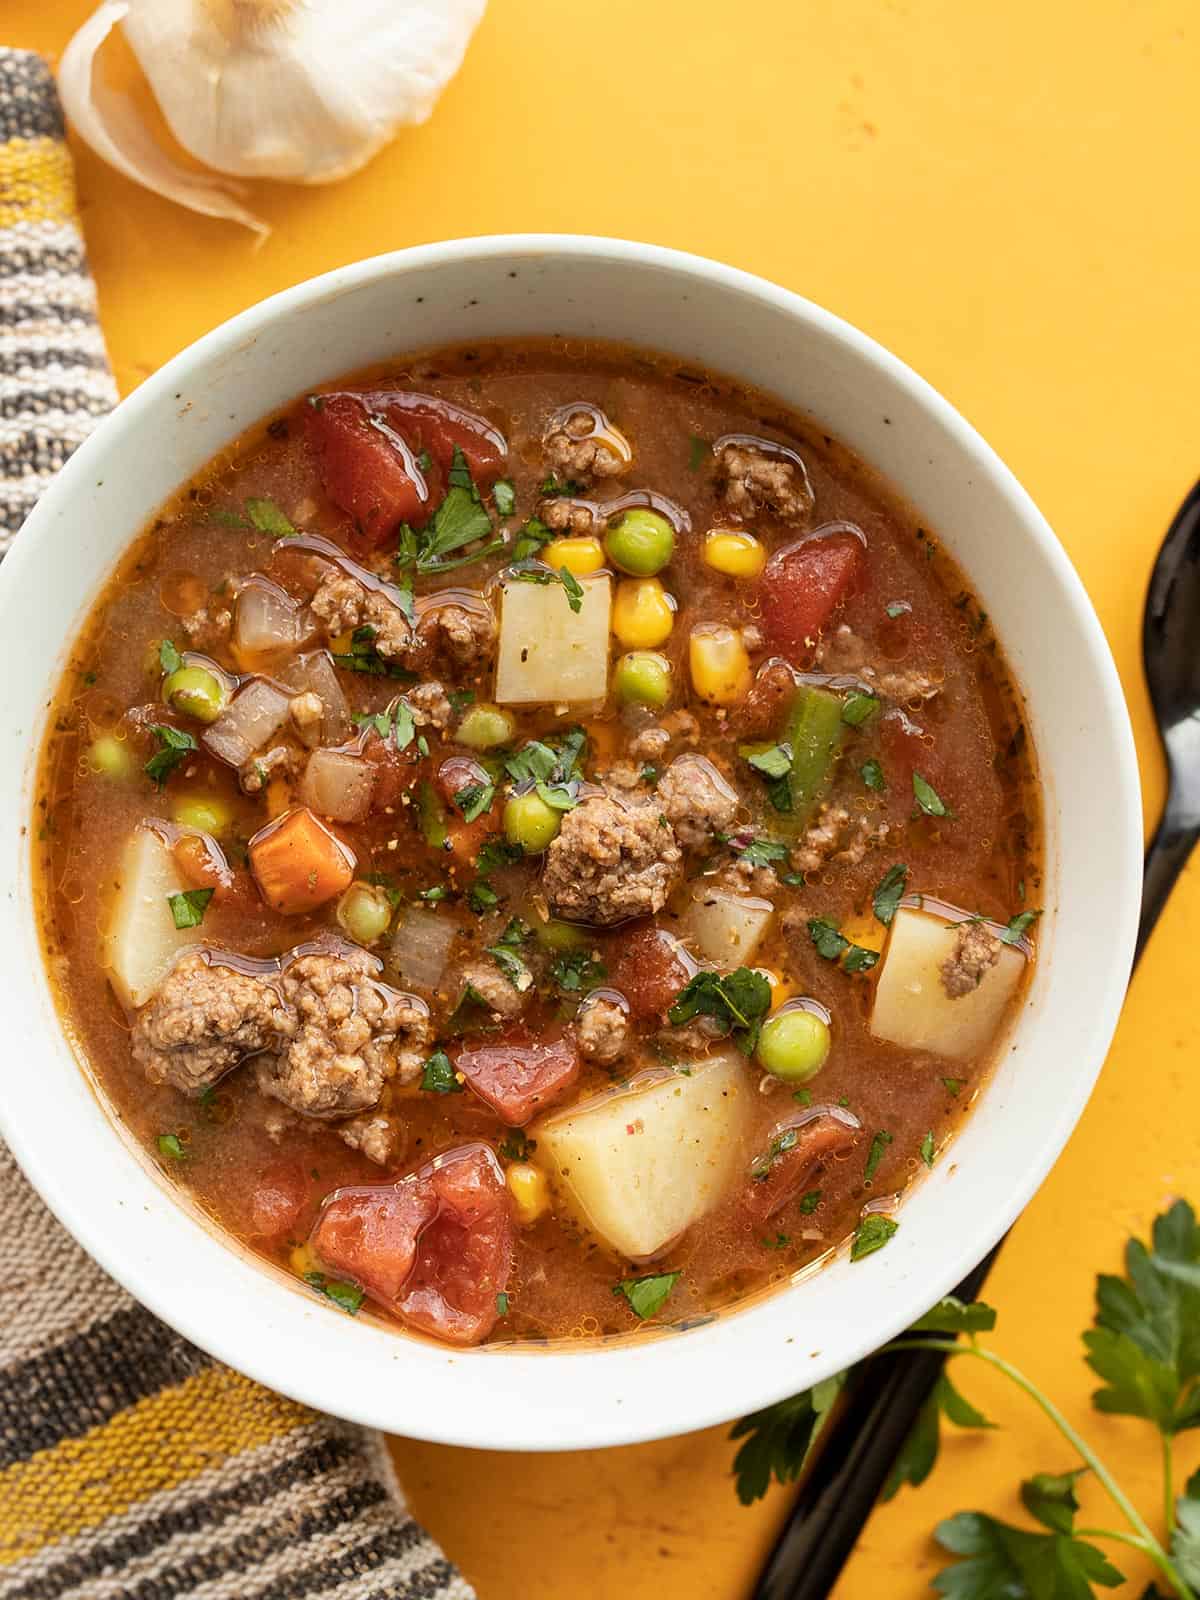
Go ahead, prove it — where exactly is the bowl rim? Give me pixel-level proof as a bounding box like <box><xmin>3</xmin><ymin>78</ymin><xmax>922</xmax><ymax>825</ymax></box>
<box><xmin>0</xmin><ymin>234</ymin><xmax>1142</xmax><ymax>1449</ymax></box>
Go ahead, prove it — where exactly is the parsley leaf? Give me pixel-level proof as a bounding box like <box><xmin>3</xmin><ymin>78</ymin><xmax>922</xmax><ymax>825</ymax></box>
<box><xmin>745</xmin><ymin>744</ymin><xmax>792</xmax><ymax>780</ymax></box>
<box><xmin>1084</xmin><ymin>1199</ymin><xmax>1200</xmax><ymax>1435</ymax></box>
<box><xmin>495</xmin><ymin>1291</ymin><xmax>511</xmax><ymax>1316</ymax></box>
<box><xmin>910</xmin><ymin>1297</ymin><xmax>998</xmax><ymax>1335</ymax></box>
<box><xmin>420</xmin><ymin>1050</ymin><xmax>462</xmax><ymax>1094</ymax></box>
<box><xmin>943</xmin><ymin>1076</ymin><xmax>966</xmax><ymax>1097</ymax></box>
<box><xmin>332</xmin><ymin>623</ymin><xmax>416</xmax><ymax>679</ymax></box>
<box><xmin>842</xmin><ymin>691</ymin><xmax>881</xmax><ymax>726</ymax></box>
<box><xmin>156</xmin><ymin>1132</ymin><xmax>187</xmax><ymax>1161</ymax></box>
<box><xmin>920</xmin><ymin>1130</ymin><xmax>937</xmax><ymax>1168</ymax></box>
<box><xmin>246</xmin><ymin>497</ymin><xmax>297</xmax><ymax>537</ymax></box>
<box><xmin>932</xmin><ymin>1500</ymin><xmax>1123</xmax><ymax>1599</ymax></box>
<box><xmin>861</xmin><ymin>757</ymin><xmax>886</xmax><ymax>791</ymax></box>
<box><xmin>688</xmin><ymin>435</ymin><xmax>709</xmax><ymax>471</ymax></box>
<box><xmin>167</xmin><ymin>888</ymin><xmax>214</xmax><ymax>929</ymax></box>
<box><xmin>798</xmin><ymin>1188</ymin><xmax>822</xmax><ymax>1213</ymax></box>
<box><xmin>883</xmin><ymin>1373</ymin><xmax>995</xmax><ymax>1501</ymax></box>
<box><xmin>864</xmin><ymin>1129</ymin><xmax>893</xmax><ymax>1184</ymax></box>
<box><xmin>539</xmin><ymin>475</ymin><xmax>586</xmax><ymax>497</ymax></box>
<box><xmin>512</xmin><ymin>515</ymin><xmax>553</xmax><ymax>561</ymax></box>
<box><xmin>549</xmin><ymin>949</ymin><xmax>607</xmax><ymax>994</ymax></box>
<box><xmin>454</xmin><ymin>781</ymin><xmax>495</xmax><ymax>823</ymax></box>
<box><xmin>730</xmin><ymin>1375</ymin><xmax>846</xmax><ymax>1505</ymax></box>
<box><xmin>914</xmin><ymin>770</ymin><xmax>955</xmax><ymax>818</ymax></box>
<box><xmin>872</xmin><ymin>863</ymin><xmax>908</xmax><ymax>926</ymax></box>
<box><xmin>613</xmin><ymin>1271</ymin><xmax>681</xmax><ymax>1321</ymax></box>
<box><xmin>353</xmin><ymin>699</ymin><xmax>415</xmax><ymax>750</ymax></box>
<box><xmin>144</xmin><ymin>724</ymin><xmax>197</xmax><ymax>788</ymax></box>
<box><xmin>499</xmin><ymin>1130</ymin><xmax>536</xmax><ymax>1161</ymax></box>
<box><xmin>159</xmin><ymin>638</ymin><xmax>183</xmax><ymax>674</ymax></box>
<box><xmin>1001</xmin><ymin>909</ymin><xmax>1042</xmax><ymax>945</ymax></box>
<box><xmin>508</xmin><ymin>560</ymin><xmax>584</xmax><ymax>613</ymax></box>
<box><xmin>487</xmin><ymin>943</ymin><xmax>532</xmax><ymax>991</ymax></box>
<box><xmin>559</xmin><ymin>564</ymin><xmax>585</xmax><ymax>613</ymax></box>
<box><xmin>467</xmin><ymin>881</ymin><xmax>500</xmax><ymax>914</ymax></box>
<box><xmin>476</xmin><ymin>837</ymin><xmax>524</xmax><ymax>874</ymax></box>
<box><xmin>668</xmin><ymin>968</ymin><xmax>772</xmax><ymax>1054</ymax></box>
<box><xmin>807</xmin><ymin>917</ymin><xmax>880</xmax><ymax>974</ymax></box>
<box><xmin>304</xmin><ymin>1272</ymin><xmax>365</xmax><ymax>1315</ymax></box>
<box><xmin>729</xmin><ymin>836</ymin><xmax>790</xmax><ymax>869</ymax></box>
<box><xmin>1172</xmin><ymin>1468</ymin><xmax>1200</xmax><ymax>1587</ymax></box>
<box><xmin>851</xmin><ymin>1214</ymin><xmax>898</xmax><ymax>1260</ymax></box>
<box><xmin>493</xmin><ymin>479</ymin><xmax>516</xmax><ymax>516</ymax></box>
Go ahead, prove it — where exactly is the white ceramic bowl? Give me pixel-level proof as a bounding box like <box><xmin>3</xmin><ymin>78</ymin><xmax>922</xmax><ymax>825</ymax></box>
<box><xmin>0</xmin><ymin>237</ymin><xmax>1140</xmax><ymax>1449</ymax></box>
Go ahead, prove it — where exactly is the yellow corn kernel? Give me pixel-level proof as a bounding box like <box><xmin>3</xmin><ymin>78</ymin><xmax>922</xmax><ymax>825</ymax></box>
<box><xmin>329</xmin><ymin>629</ymin><xmax>355</xmax><ymax>655</ymax></box>
<box><xmin>544</xmin><ymin>535</ymin><xmax>605</xmax><ymax>577</ymax></box>
<box><xmin>689</xmin><ymin>623</ymin><xmax>752</xmax><ymax>704</ymax></box>
<box><xmin>703</xmin><ymin>529</ymin><xmax>767</xmax><ymax>579</ymax></box>
<box><xmin>612</xmin><ymin>577</ymin><xmax>675</xmax><ymax>649</ymax></box>
<box><xmin>756</xmin><ymin>967</ymin><xmax>798</xmax><ymax>1007</ymax></box>
<box><xmin>840</xmin><ymin>915</ymin><xmax>886</xmax><ymax>954</ymax></box>
<box><xmin>507</xmin><ymin>1162</ymin><xmax>550</xmax><ymax>1226</ymax></box>
<box><xmin>289</xmin><ymin>1241</ymin><xmax>321</xmax><ymax>1278</ymax></box>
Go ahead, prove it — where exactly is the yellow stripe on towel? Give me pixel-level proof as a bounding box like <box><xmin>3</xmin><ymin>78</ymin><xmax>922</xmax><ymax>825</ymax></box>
<box><xmin>0</xmin><ymin>135</ymin><xmax>78</xmax><ymax>229</ymax></box>
<box><xmin>0</xmin><ymin>1365</ymin><xmax>313</xmax><ymax>1564</ymax></box>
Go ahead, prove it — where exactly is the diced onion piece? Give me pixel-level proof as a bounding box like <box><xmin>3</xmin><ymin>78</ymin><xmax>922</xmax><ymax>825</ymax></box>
<box><xmin>235</xmin><ymin>578</ymin><xmax>308</xmax><ymax>659</ymax></box>
<box><xmin>202</xmin><ymin>678</ymin><xmax>292</xmax><ymax>767</ymax></box>
<box><xmin>869</xmin><ymin>906</ymin><xmax>1026</xmax><ymax>1061</ymax></box>
<box><xmin>680</xmin><ymin>888</ymin><xmax>774</xmax><ymax>968</ymax></box>
<box><xmin>282</xmin><ymin>650</ymin><xmax>351</xmax><ymax>747</ymax></box>
<box><xmin>494</xmin><ymin>574</ymin><xmax>611</xmax><ymax>704</ymax></box>
<box><xmin>388</xmin><ymin>905</ymin><xmax>460</xmax><ymax>993</ymax></box>
<box><xmin>300</xmin><ymin>748</ymin><xmax>375</xmax><ymax>822</ymax></box>
<box><xmin>533</xmin><ymin>1049</ymin><xmax>754</xmax><ymax>1261</ymax></box>
<box><xmin>102</xmin><ymin>827</ymin><xmax>198</xmax><ymax>1008</ymax></box>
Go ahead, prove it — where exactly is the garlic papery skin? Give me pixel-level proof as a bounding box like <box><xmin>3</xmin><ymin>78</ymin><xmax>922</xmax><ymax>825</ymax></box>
<box><xmin>59</xmin><ymin>0</ymin><xmax>488</xmax><ymax>236</ymax></box>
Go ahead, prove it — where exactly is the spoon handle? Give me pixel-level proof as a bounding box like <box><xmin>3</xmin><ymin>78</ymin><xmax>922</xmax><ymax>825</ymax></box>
<box><xmin>1137</xmin><ymin>812</ymin><xmax>1198</xmax><ymax>964</ymax></box>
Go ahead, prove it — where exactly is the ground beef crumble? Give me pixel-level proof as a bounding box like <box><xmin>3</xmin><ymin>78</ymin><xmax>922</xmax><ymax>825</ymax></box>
<box><xmin>542</xmin><ymin>791</ymin><xmax>682</xmax><ymax>926</ymax></box>
<box><xmin>311</xmin><ymin>571</ymin><xmax>412</xmax><ymax>658</ymax></box>
<box><xmin>544</xmin><ymin>407</ymin><xmax>631</xmax><ymax>481</ymax></box>
<box><xmin>717</xmin><ymin>441</ymin><xmax>814</xmax><ymax>524</ymax></box>
<box><xmin>817</xmin><ymin>625</ymin><xmax>941</xmax><ymax>702</ymax></box>
<box><xmin>790</xmin><ymin>805</ymin><xmax>890</xmax><ymax>876</ymax></box>
<box><xmin>457</xmin><ymin>957</ymin><xmax>531</xmax><ymax>1019</ymax></box>
<box><xmin>576</xmin><ymin>994</ymin><xmax>628</xmax><ymax>1064</ymax></box>
<box><xmin>656</xmin><ymin>753</ymin><xmax>741</xmax><ymax>849</ymax></box>
<box><xmin>940</xmin><ymin>921</ymin><xmax>1003</xmax><ymax>998</ymax></box>
<box><xmin>132</xmin><ymin>953</ymin><xmax>284</xmax><ymax>1094</ymax></box>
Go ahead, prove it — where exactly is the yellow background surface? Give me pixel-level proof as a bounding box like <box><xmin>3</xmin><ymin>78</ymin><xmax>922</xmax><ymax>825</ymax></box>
<box><xmin>8</xmin><ymin>2</ymin><xmax>1200</xmax><ymax>1595</ymax></box>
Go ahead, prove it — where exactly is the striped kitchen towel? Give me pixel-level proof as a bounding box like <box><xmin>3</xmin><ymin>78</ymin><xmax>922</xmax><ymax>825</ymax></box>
<box><xmin>0</xmin><ymin>49</ymin><xmax>473</xmax><ymax>1600</ymax></box>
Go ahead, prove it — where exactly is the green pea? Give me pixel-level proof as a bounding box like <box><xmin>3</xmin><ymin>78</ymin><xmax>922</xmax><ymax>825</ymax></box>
<box><xmin>503</xmin><ymin>790</ymin><xmax>561</xmax><ymax>855</ymax></box>
<box><xmin>336</xmin><ymin>882</ymin><xmax>394</xmax><ymax>945</ymax></box>
<box><xmin>172</xmin><ymin>794</ymin><xmax>233</xmax><ymax>834</ymax></box>
<box><xmin>756</xmin><ymin>1007</ymin><xmax>831</xmax><ymax>1082</ymax></box>
<box><xmin>604</xmin><ymin>508</ymin><xmax>675</xmax><ymax>576</ymax></box>
<box><xmin>164</xmin><ymin>664</ymin><xmax>226</xmax><ymax>724</ymax></box>
<box><xmin>87</xmin><ymin>735</ymin><xmax>133</xmax><ymax>780</ymax></box>
<box><xmin>536</xmin><ymin>918</ymin><xmax>589</xmax><ymax>952</ymax></box>
<box><xmin>613</xmin><ymin>650</ymin><xmax>673</xmax><ymax>708</ymax></box>
<box><xmin>457</xmin><ymin>703</ymin><xmax>517</xmax><ymax>751</ymax></box>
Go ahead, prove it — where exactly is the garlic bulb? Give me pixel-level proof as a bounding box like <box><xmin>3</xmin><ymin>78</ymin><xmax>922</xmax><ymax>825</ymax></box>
<box><xmin>59</xmin><ymin>0</ymin><xmax>488</xmax><ymax>237</ymax></box>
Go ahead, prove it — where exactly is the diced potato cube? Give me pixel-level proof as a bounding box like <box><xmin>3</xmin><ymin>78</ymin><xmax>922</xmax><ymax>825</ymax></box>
<box><xmin>494</xmin><ymin>573</ymin><xmax>611</xmax><ymax>704</ymax></box>
<box><xmin>869</xmin><ymin>906</ymin><xmax>1027</xmax><ymax>1061</ymax></box>
<box><xmin>103</xmin><ymin>827</ymin><xmax>198</xmax><ymax>1008</ymax></box>
<box><xmin>533</xmin><ymin>1049</ymin><xmax>753</xmax><ymax>1260</ymax></box>
<box><xmin>680</xmin><ymin>888</ymin><xmax>775</xmax><ymax>968</ymax></box>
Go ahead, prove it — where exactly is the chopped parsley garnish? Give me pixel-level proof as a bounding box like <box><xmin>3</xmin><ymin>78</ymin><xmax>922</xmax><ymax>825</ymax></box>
<box><xmin>331</xmin><ymin>623</ymin><xmax>415</xmax><ymax>679</ymax></box>
<box><xmin>1000</xmin><ymin>909</ymin><xmax>1042</xmax><ymax>944</ymax></box>
<box><xmin>144</xmin><ymin>724</ymin><xmax>197</xmax><ymax>788</ymax></box>
<box><xmin>158</xmin><ymin>638</ymin><xmax>183</xmax><ymax>674</ymax></box>
<box><xmin>156</xmin><ymin>1132</ymin><xmax>187</xmax><ymax>1161</ymax></box>
<box><xmin>394</xmin><ymin>447</ymin><xmax>504</xmax><ymax>575</ymax></box>
<box><xmin>499</xmin><ymin>1130</ymin><xmax>536</xmax><ymax>1161</ymax></box>
<box><xmin>539</xmin><ymin>475</ymin><xmax>586</xmax><ymax>497</ymax></box>
<box><xmin>449</xmin><ymin>688</ymin><xmax>476</xmax><ymax>714</ymax></box>
<box><xmin>363</xmin><ymin>870</ymin><xmax>402</xmax><ymax>909</ymax></box>
<box><xmin>167</xmin><ymin>888</ymin><xmax>214</xmax><ymax>929</ymax></box>
<box><xmin>807</xmin><ymin>917</ymin><xmax>880</xmax><ymax>974</ymax></box>
<box><xmin>353</xmin><ymin>699</ymin><xmax>415</xmax><ymax>750</ymax></box>
<box><xmin>492</xmin><ymin>479</ymin><xmax>516</xmax><ymax>516</ymax></box>
<box><xmin>798</xmin><ymin>1189</ymin><xmax>822</xmax><ymax>1214</ymax></box>
<box><xmin>487</xmin><ymin>943</ymin><xmax>532</xmax><ymax>991</ymax></box>
<box><xmin>506</xmin><ymin>728</ymin><xmax>586</xmax><ymax>811</ymax></box>
<box><xmin>495</xmin><ymin>1292</ymin><xmax>510</xmax><ymax>1316</ymax></box>
<box><xmin>454</xmin><ymin>780</ymin><xmax>495</xmax><ymax>823</ymax></box>
<box><xmin>851</xmin><ymin>1214</ymin><xmax>898</xmax><ymax>1261</ymax></box>
<box><xmin>246</xmin><ymin>497</ymin><xmax>297</xmax><ymax>537</ymax></box>
<box><xmin>793</xmin><ymin>1088</ymin><xmax>813</xmax><ymax>1107</ymax></box>
<box><xmin>641</xmin><ymin>764</ymin><xmax>659</xmax><ymax>786</ymax></box>
<box><xmin>418</xmin><ymin>884</ymin><xmax>447</xmax><ymax>902</ymax></box>
<box><xmin>549</xmin><ymin>949</ymin><xmax>607</xmax><ymax>994</ymax></box>
<box><xmin>467</xmin><ymin>880</ymin><xmax>501</xmax><ymax>913</ymax></box>
<box><xmin>416</xmin><ymin>448</ymin><xmax>433</xmax><ymax>472</ymax></box>
<box><xmin>668</xmin><ymin>967</ymin><xmax>772</xmax><ymax>1055</ymax></box>
<box><xmin>841</xmin><ymin>691</ymin><xmax>880</xmax><ymax>726</ymax></box>
<box><xmin>512</xmin><ymin>515</ymin><xmax>553</xmax><ymax>561</ymax></box>
<box><xmin>942</xmin><ymin>1076</ymin><xmax>966</xmax><ymax>1097</ymax></box>
<box><xmin>864</xmin><ymin>1130</ymin><xmax>894</xmax><ymax>1185</ymax></box>
<box><xmin>304</xmin><ymin>1272</ymin><xmax>364</xmax><ymax>1315</ymax></box>
<box><xmin>763</xmin><ymin>1233</ymin><xmax>792</xmax><ymax>1250</ymax></box>
<box><xmin>476</xmin><ymin>837</ymin><xmax>524</xmax><ymax>874</ymax></box>
<box><xmin>509</xmin><ymin>560</ymin><xmax>584</xmax><ymax>613</ymax></box>
<box><xmin>420</xmin><ymin>1050</ymin><xmax>461</xmax><ymax>1094</ymax></box>
<box><xmin>687</xmin><ymin>434</ymin><xmax>710</xmax><ymax>471</ymax></box>
<box><xmin>739</xmin><ymin>742</ymin><xmax>794</xmax><ymax>813</ymax></box>
<box><xmin>613</xmin><ymin>1271</ymin><xmax>680</xmax><ymax>1320</ymax></box>
<box><xmin>752</xmin><ymin>1128</ymin><xmax>799</xmax><ymax>1181</ymax></box>
<box><xmin>920</xmin><ymin>1131</ymin><xmax>936</xmax><ymax>1168</ymax></box>
<box><xmin>913</xmin><ymin>770</ymin><xmax>954</xmax><ymax>818</ymax></box>
<box><xmin>861</xmin><ymin>757</ymin><xmax>886</xmax><ymax>792</ymax></box>
<box><xmin>872</xmin><ymin>863</ymin><xmax>908</xmax><ymax>927</ymax></box>
<box><xmin>885</xmin><ymin>600</ymin><xmax>909</xmax><ymax>619</ymax></box>
<box><xmin>726</xmin><ymin>835</ymin><xmax>790</xmax><ymax>869</ymax></box>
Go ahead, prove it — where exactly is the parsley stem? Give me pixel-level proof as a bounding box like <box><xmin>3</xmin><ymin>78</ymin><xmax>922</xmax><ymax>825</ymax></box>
<box><xmin>888</xmin><ymin>1340</ymin><xmax>1198</xmax><ymax>1600</ymax></box>
<box><xmin>1163</xmin><ymin>1432</ymin><xmax>1176</xmax><ymax>1541</ymax></box>
<box><xmin>1075</xmin><ymin>1527</ymin><xmax>1154</xmax><ymax>1554</ymax></box>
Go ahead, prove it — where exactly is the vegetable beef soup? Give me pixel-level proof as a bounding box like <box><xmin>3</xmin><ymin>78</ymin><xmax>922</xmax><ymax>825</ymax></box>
<box><xmin>35</xmin><ymin>340</ymin><xmax>1041</xmax><ymax>1349</ymax></box>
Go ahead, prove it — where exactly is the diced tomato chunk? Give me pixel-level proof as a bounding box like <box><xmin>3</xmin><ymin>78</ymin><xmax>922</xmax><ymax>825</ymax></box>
<box><xmin>309</xmin><ymin>1144</ymin><xmax>512</xmax><ymax>1346</ymax></box>
<box><xmin>455</xmin><ymin>1030</ymin><xmax>580</xmax><ymax>1125</ymax></box>
<box><xmin>879</xmin><ymin>708</ymin><xmax>946</xmax><ymax>805</ymax></box>
<box><xmin>247</xmin><ymin>1159</ymin><xmax>309</xmax><ymax>1241</ymax></box>
<box><xmin>740</xmin><ymin>1115</ymin><xmax>859</xmax><ymax>1225</ymax></box>
<box><xmin>608</xmin><ymin>926</ymin><xmax>697</xmax><ymax>1020</ymax></box>
<box><xmin>364</xmin><ymin>390</ymin><xmax>508</xmax><ymax>482</ymax></box>
<box><xmin>759</xmin><ymin>530</ymin><xmax>865</xmax><ymax>664</ymax></box>
<box><xmin>361</xmin><ymin>730</ymin><xmax>423</xmax><ymax>811</ymax></box>
<box><xmin>307</xmin><ymin>393</ymin><xmax>432</xmax><ymax>549</ymax></box>
<box><xmin>436</xmin><ymin>755</ymin><xmax>492</xmax><ymax>812</ymax></box>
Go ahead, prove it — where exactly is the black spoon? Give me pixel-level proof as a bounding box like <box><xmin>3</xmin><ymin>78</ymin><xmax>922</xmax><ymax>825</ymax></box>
<box><xmin>751</xmin><ymin>477</ymin><xmax>1200</xmax><ymax>1600</ymax></box>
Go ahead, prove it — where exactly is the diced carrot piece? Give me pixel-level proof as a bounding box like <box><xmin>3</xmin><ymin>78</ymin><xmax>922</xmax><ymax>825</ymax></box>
<box><xmin>249</xmin><ymin>806</ymin><xmax>355</xmax><ymax>915</ymax></box>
